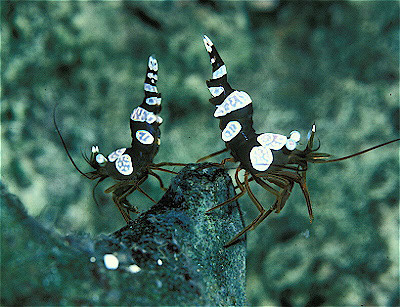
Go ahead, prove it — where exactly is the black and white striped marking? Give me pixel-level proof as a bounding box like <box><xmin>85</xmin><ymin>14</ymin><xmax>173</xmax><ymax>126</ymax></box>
<box><xmin>212</xmin><ymin>64</ymin><xmax>227</xmax><ymax>79</ymax></box>
<box><xmin>203</xmin><ymin>35</ymin><xmax>304</xmax><ymax>172</ymax></box>
<box><xmin>131</xmin><ymin>56</ymin><xmax>163</xmax><ymax>125</ymax></box>
<box><xmin>203</xmin><ymin>36</ymin><xmax>252</xmax><ymax>119</ymax></box>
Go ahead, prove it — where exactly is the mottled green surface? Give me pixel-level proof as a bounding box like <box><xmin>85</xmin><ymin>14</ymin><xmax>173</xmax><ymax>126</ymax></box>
<box><xmin>1</xmin><ymin>164</ymin><xmax>246</xmax><ymax>305</ymax></box>
<box><xmin>1</xmin><ymin>1</ymin><xmax>399</xmax><ymax>306</ymax></box>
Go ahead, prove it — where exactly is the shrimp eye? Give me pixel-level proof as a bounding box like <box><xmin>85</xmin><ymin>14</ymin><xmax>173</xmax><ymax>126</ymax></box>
<box><xmin>289</xmin><ymin>130</ymin><xmax>301</xmax><ymax>143</ymax></box>
<box><xmin>96</xmin><ymin>154</ymin><xmax>107</xmax><ymax>166</ymax></box>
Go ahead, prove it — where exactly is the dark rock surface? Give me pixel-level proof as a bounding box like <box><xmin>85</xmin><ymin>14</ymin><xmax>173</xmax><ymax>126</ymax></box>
<box><xmin>1</xmin><ymin>164</ymin><xmax>246</xmax><ymax>306</ymax></box>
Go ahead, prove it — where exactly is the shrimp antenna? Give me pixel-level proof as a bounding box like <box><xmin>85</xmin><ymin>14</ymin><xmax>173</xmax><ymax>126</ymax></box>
<box><xmin>53</xmin><ymin>104</ymin><xmax>91</xmax><ymax>179</ymax></box>
<box><xmin>313</xmin><ymin>138</ymin><xmax>400</xmax><ymax>163</ymax></box>
<box><xmin>92</xmin><ymin>177</ymin><xmax>106</xmax><ymax>211</ymax></box>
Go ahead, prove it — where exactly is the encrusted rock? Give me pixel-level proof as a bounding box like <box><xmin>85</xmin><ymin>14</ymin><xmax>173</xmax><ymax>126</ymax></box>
<box><xmin>1</xmin><ymin>163</ymin><xmax>246</xmax><ymax>306</ymax></box>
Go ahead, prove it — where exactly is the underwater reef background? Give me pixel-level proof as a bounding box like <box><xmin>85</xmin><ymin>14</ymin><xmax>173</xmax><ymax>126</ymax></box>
<box><xmin>1</xmin><ymin>1</ymin><xmax>399</xmax><ymax>306</ymax></box>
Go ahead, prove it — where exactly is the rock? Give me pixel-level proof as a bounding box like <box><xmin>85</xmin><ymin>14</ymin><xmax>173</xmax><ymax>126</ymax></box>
<box><xmin>0</xmin><ymin>163</ymin><xmax>246</xmax><ymax>306</ymax></box>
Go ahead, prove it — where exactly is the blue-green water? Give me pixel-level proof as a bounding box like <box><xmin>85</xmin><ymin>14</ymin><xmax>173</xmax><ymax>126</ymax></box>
<box><xmin>2</xmin><ymin>1</ymin><xmax>398</xmax><ymax>305</ymax></box>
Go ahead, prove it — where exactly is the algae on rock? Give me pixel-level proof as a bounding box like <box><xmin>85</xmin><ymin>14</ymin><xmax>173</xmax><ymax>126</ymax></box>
<box><xmin>0</xmin><ymin>164</ymin><xmax>246</xmax><ymax>306</ymax></box>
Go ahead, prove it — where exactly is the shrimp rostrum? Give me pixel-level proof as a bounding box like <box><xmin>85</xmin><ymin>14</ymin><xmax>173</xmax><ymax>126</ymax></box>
<box><xmin>199</xmin><ymin>35</ymin><xmax>400</xmax><ymax>247</ymax></box>
<box><xmin>55</xmin><ymin>56</ymin><xmax>186</xmax><ymax>223</ymax></box>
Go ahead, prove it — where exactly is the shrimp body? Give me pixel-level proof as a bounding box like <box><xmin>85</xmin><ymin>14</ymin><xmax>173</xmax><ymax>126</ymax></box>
<box><xmin>56</xmin><ymin>56</ymin><xmax>185</xmax><ymax>223</ymax></box>
<box><xmin>203</xmin><ymin>35</ymin><xmax>306</xmax><ymax>176</ymax></box>
<box><xmin>201</xmin><ymin>35</ymin><xmax>327</xmax><ymax>246</ymax></box>
<box><xmin>202</xmin><ymin>35</ymin><xmax>399</xmax><ymax>247</ymax></box>
<box><xmin>89</xmin><ymin>56</ymin><xmax>162</xmax><ymax>180</ymax></box>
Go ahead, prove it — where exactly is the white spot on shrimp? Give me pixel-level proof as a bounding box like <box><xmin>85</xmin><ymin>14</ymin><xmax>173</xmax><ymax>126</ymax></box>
<box><xmin>103</xmin><ymin>254</ymin><xmax>119</xmax><ymax>270</ymax></box>
<box><xmin>212</xmin><ymin>65</ymin><xmax>227</xmax><ymax>79</ymax></box>
<box><xmin>91</xmin><ymin>146</ymin><xmax>99</xmax><ymax>153</ymax></box>
<box><xmin>209</xmin><ymin>86</ymin><xmax>224</xmax><ymax>97</ymax></box>
<box><xmin>203</xmin><ymin>35</ymin><xmax>213</xmax><ymax>53</ymax></box>
<box><xmin>128</xmin><ymin>264</ymin><xmax>142</xmax><ymax>273</ymax></box>
<box><xmin>250</xmin><ymin>146</ymin><xmax>273</xmax><ymax>171</ymax></box>
<box><xmin>107</xmin><ymin>148</ymin><xmax>126</xmax><ymax>163</ymax></box>
<box><xmin>95</xmin><ymin>154</ymin><xmax>107</xmax><ymax>164</ymax></box>
<box><xmin>148</xmin><ymin>56</ymin><xmax>158</xmax><ymax>71</ymax></box>
<box><xmin>286</xmin><ymin>139</ymin><xmax>297</xmax><ymax>151</ymax></box>
<box><xmin>146</xmin><ymin>113</ymin><xmax>157</xmax><ymax>124</ymax></box>
<box><xmin>136</xmin><ymin>130</ymin><xmax>154</xmax><ymax>145</ymax></box>
<box><xmin>214</xmin><ymin>91</ymin><xmax>252</xmax><ymax>118</ymax></box>
<box><xmin>144</xmin><ymin>83</ymin><xmax>158</xmax><ymax>93</ymax></box>
<box><xmin>307</xmin><ymin>124</ymin><xmax>316</xmax><ymax>141</ymax></box>
<box><xmin>90</xmin><ymin>256</ymin><xmax>96</xmax><ymax>263</ymax></box>
<box><xmin>115</xmin><ymin>154</ymin><xmax>133</xmax><ymax>176</ymax></box>
<box><xmin>155</xmin><ymin>115</ymin><xmax>163</xmax><ymax>125</ymax></box>
<box><xmin>147</xmin><ymin>72</ymin><xmax>158</xmax><ymax>81</ymax></box>
<box><xmin>257</xmin><ymin>133</ymin><xmax>287</xmax><ymax>150</ymax></box>
<box><xmin>289</xmin><ymin>130</ymin><xmax>301</xmax><ymax>143</ymax></box>
<box><xmin>157</xmin><ymin>259</ymin><xmax>163</xmax><ymax>266</ymax></box>
<box><xmin>285</xmin><ymin>131</ymin><xmax>301</xmax><ymax>150</ymax></box>
<box><xmin>221</xmin><ymin>121</ymin><xmax>242</xmax><ymax>142</ymax></box>
<box><xmin>145</xmin><ymin>97</ymin><xmax>161</xmax><ymax>106</ymax></box>
<box><xmin>131</xmin><ymin>106</ymin><xmax>157</xmax><ymax>124</ymax></box>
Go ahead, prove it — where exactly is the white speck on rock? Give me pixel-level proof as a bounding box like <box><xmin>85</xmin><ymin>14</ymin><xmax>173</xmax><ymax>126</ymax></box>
<box><xmin>128</xmin><ymin>264</ymin><xmax>141</xmax><ymax>273</ymax></box>
<box><xmin>302</xmin><ymin>229</ymin><xmax>310</xmax><ymax>239</ymax></box>
<box><xmin>157</xmin><ymin>259</ymin><xmax>163</xmax><ymax>266</ymax></box>
<box><xmin>104</xmin><ymin>254</ymin><xmax>119</xmax><ymax>270</ymax></box>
